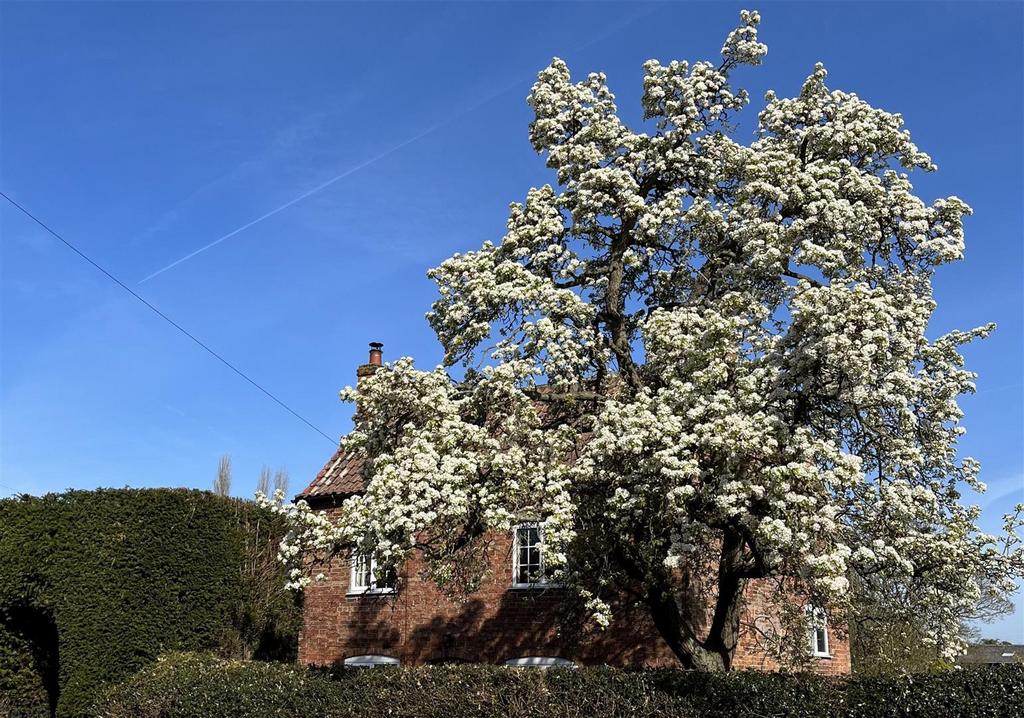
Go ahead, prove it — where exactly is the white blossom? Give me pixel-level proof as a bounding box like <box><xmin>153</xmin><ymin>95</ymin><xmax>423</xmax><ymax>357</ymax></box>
<box><xmin>268</xmin><ymin>10</ymin><xmax>1024</xmax><ymax>670</ymax></box>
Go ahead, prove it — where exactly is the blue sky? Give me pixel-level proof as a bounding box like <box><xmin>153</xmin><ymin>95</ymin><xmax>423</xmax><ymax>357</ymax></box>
<box><xmin>1</xmin><ymin>2</ymin><xmax>1021</xmax><ymax>641</ymax></box>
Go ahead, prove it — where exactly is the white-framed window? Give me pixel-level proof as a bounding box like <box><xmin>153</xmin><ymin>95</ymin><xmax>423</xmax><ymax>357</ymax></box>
<box><xmin>343</xmin><ymin>654</ymin><xmax>400</xmax><ymax>669</ymax></box>
<box><xmin>807</xmin><ymin>607</ymin><xmax>830</xmax><ymax>658</ymax></box>
<box><xmin>348</xmin><ymin>551</ymin><xmax>396</xmax><ymax>595</ymax></box>
<box><xmin>503</xmin><ymin>656</ymin><xmax>575</xmax><ymax>669</ymax></box>
<box><xmin>512</xmin><ymin>522</ymin><xmax>552</xmax><ymax>588</ymax></box>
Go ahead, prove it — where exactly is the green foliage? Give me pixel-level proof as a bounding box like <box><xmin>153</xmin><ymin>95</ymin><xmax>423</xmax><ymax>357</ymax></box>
<box><xmin>0</xmin><ymin>489</ymin><xmax>301</xmax><ymax>718</ymax></box>
<box><xmin>92</xmin><ymin>652</ymin><xmax>1024</xmax><ymax>718</ymax></box>
<box><xmin>92</xmin><ymin>654</ymin><xmax>341</xmax><ymax>718</ymax></box>
<box><xmin>848</xmin><ymin>613</ymin><xmax>951</xmax><ymax>675</ymax></box>
<box><xmin>0</xmin><ymin>621</ymin><xmax>50</xmax><ymax>718</ymax></box>
<box><xmin>843</xmin><ymin>666</ymin><xmax>1024</xmax><ymax>718</ymax></box>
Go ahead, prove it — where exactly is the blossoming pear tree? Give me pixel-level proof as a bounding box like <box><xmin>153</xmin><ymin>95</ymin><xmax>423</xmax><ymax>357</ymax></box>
<box><xmin>264</xmin><ymin>10</ymin><xmax>1024</xmax><ymax>671</ymax></box>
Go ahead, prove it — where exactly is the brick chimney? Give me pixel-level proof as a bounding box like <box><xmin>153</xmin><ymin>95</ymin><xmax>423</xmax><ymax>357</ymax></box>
<box><xmin>357</xmin><ymin>342</ymin><xmax>383</xmax><ymax>381</ymax></box>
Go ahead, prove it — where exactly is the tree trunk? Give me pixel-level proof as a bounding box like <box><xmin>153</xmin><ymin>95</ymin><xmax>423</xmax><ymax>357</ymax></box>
<box><xmin>703</xmin><ymin>528</ymin><xmax>749</xmax><ymax>670</ymax></box>
<box><xmin>646</xmin><ymin>573</ymin><xmax>736</xmax><ymax>671</ymax></box>
<box><xmin>644</xmin><ymin>531</ymin><xmax>749</xmax><ymax>671</ymax></box>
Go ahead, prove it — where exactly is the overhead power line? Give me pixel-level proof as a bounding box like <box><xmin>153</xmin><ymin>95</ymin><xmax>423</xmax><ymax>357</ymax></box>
<box><xmin>0</xmin><ymin>190</ymin><xmax>337</xmax><ymax>445</ymax></box>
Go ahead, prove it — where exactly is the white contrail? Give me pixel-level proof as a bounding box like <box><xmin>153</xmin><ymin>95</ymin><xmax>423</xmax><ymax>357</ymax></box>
<box><xmin>137</xmin><ymin>5</ymin><xmax>659</xmax><ymax>285</ymax></box>
<box><xmin>137</xmin><ymin>122</ymin><xmax>446</xmax><ymax>284</ymax></box>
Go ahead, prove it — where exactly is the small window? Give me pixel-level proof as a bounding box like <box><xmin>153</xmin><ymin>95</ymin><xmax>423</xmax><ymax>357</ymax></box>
<box><xmin>348</xmin><ymin>551</ymin><xmax>396</xmax><ymax>595</ymax></box>
<box><xmin>807</xmin><ymin>607</ymin><xmax>830</xmax><ymax>658</ymax></box>
<box><xmin>344</xmin><ymin>654</ymin><xmax>399</xmax><ymax>669</ymax></box>
<box><xmin>504</xmin><ymin>656</ymin><xmax>575</xmax><ymax>669</ymax></box>
<box><xmin>512</xmin><ymin>523</ymin><xmax>553</xmax><ymax>588</ymax></box>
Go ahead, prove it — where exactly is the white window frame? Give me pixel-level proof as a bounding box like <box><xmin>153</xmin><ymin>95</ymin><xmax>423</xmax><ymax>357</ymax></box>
<box><xmin>347</xmin><ymin>551</ymin><xmax>396</xmax><ymax>595</ymax></box>
<box><xmin>807</xmin><ymin>607</ymin><xmax>830</xmax><ymax>658</ymax></box>
<box><xmin>503</xmin><ymin>656</ymin><xmax>575</xmax><ymax>669</ymax></box>
<box><xmin>511</xmin><ymin>522</ymin><xmax>554</xmax><ymax>589</ymax></box>
<box><xmin>343</xmin><ymin>654</ymin><xmax>400</xmax><ymax>669</ymax></box>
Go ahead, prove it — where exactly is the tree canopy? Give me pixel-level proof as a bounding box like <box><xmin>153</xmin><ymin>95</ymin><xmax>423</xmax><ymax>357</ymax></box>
<box><xmin>267</xmin><ymin>10</ymin><xmax>1024</xmax><ymax>671</ymax></box>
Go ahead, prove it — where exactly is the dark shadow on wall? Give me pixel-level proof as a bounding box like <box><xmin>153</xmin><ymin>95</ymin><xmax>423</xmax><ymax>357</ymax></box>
<box><xmin>2</xmin><ymin>603</ymin><xmax>61</xmax><ymax>718</ymax></box>
<box><xmin>335</xmin><ymin>592</ymin><xmax>404</xmax><ymax>660</ymax></box>
<box><xmin>332</xmin><ymin>586</ymin><xmax>669</xmax><ymax>668</ymax></box>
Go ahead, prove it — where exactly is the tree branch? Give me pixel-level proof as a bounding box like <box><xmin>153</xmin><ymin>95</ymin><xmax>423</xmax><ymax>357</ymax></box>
<box><xmin>782</xmin><ymin>266</ymin><xmax>823</xmax><ymax>288</ymax></box>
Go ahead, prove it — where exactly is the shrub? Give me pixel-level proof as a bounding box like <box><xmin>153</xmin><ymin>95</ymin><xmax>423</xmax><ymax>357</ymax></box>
<box><xmin>0</xmin><ymin>489</ymin><xmax>301</xmax><ymax>718</ymax></box>
<box><xmin>0</xmin><ymin>620</ymin><xmax>50</xmax><ymax>718</ymax></box>
<box><xmin>92</xmin><ymin>653</ymin><xmax>342</xmax><ymax>718</ymax></box>
<box><xmin>844</xmin><ymin>666</ymin><xmax>1024</xmax><ymax>718</ymax></box>
<box><xmin>91</xmin><ymin>652</ymin><xmax>1024</xmax><ymax>718</ymax></box>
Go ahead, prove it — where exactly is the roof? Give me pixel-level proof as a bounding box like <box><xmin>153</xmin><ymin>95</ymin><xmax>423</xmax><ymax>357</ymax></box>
<box><xmin>298</xmin><ymin>445</ymin><xmax>368</xmax><ymax>501</ymax></box>
<box><xmin>298</xmin><ymin>382</ymin><xmax>603</xmax><ymax>503</ymax></box>
<box><xmin>299</xmin><ymin>432</ymin><xmax>591</xmax><ymax>504</ymax></box>
<box><xmin>956</xmin><ymin>645</ymin><xmax>1024</xmax><ymax>665</ymax></box>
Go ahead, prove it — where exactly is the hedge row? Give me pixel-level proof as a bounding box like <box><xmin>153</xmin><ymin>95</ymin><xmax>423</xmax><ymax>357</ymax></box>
<box><xmin>0</xmin><ymin>489</ymin><xmax>302</xmax><ymax>718</ymax></box>
<box><xmin>0</xmin><ymin>623</ymin><xmax>50</xmax><ymax>718</ymax></box>
<box><xmin>92</xmin><ymin>652</ymin><xmax>1024</xmax><ymax>718</ymax></box>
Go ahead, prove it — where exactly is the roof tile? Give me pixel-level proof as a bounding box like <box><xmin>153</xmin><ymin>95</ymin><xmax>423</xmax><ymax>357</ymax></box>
<box><xmin>299</xmin><ymin>385</ymin><xmax>605</xmax><ymax>501</ymax></box>
<box><xmin>298</xmin><ymin>445</ymin><xmax>367</xmax><ymax>500</ymax></box>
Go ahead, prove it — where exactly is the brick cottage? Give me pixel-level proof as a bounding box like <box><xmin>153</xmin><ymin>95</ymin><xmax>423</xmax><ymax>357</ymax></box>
<box><xmin>296</xmin><ymin>344</ymin><xmax>851</xmax><ymax>674</ymax></box>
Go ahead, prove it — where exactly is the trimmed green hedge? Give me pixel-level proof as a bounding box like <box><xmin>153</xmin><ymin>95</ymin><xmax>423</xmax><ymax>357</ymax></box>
<box><xmin>92</xmin><ymin>652</ymin><xmax>1024</xmax><ymax>718</ymax></box>
<box><xmin>0</xmin><ymin>622</ymin><xmax>50</xmax><ymax>718</ymax></box>
<box><xmin>0</xmin><ymin>489</ymin><xmax>301</xmax><ymax>718</ymax></box>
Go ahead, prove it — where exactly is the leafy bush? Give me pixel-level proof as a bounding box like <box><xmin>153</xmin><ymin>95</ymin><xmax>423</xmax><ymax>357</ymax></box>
<box><xmin>91</xmin><ymin>652</ymin><xmax>1024</xmax><ymax>718</ymax></box>
<box><xmin>0</xmin><ymin>489</ymin><xmax>301</xmax><ymax>718</ymax></box>
<box><xmin>92</xmin><ymin>654</ymin><xmax>342</xmax><ymax>718</ymax></box>
<box><xmin>0</xmin><ymin>621</ymin><xmax>50</xmax><ymax>718</ymax></box>
<box><xmin>844</xmin><ymin>666</ymin><xmax>1024</xmax><ymax>718</ymax></box>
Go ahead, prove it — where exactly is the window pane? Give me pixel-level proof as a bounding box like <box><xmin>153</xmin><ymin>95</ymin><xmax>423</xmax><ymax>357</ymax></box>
<box><xmin>353</xmin><ymin>554</ymin><xmax>371</xmax><ymax>589</ymax></box>
<box><xmin>375</xmin><ymin>564</ymin><xmax>397</xmax><ymax>589</ymax></box>
<box><xmin>344</xmin><ymin>655</ymin><xmax>400</xmax><ymax>668</ymax></box>
<box><xmin>816</xmin><ymin>628</ymin><xmax>827</xmax><ymax>654</ymax></box>
<box><xmin>504</xmin><ymin>656</ymin><xmax>574</xmax><ymax>669</ymax></box>
<box><xmin>514</xmin><ymin>524</ymin><xmax>549</xmax><ymax>585</ymax></box>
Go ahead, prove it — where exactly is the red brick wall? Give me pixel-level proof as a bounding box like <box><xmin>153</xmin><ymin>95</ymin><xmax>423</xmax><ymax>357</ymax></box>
<box><xmin>729</xmin><ymin>579</ymin><xmax>851</xmax><ymax>675</ymax></box>
<box><xmin>298</xmin><ymin>514</ymin><xmax>850</xmax><ymax>674</ymax></box>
